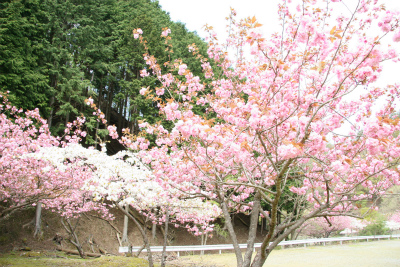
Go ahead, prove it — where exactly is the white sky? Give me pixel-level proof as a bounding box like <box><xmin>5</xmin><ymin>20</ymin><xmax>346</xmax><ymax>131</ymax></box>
<box><xmin>158</xmin><ymin>0</ymin><xmax>400</xmax><ymax>39</ymax></box>
<box><xmin>157</xmin><ymin>0</ymin><xmax>400</xmax><ymax>136</ymax></box>
<box><xmin>158</xmin><ymin>0</ymin><xmax>400</xmax><ymax>84</ymax></box>
<box><xmin>157</xmin><ymin>0</ymin><xmax>278</xmax><ymax>39</ymax></box>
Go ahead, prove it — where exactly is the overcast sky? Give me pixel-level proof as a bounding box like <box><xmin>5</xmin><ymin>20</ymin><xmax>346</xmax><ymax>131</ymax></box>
<box><xmin>156</xmin><ymin>0</ymin><xmax>400</xmax><ymax>135</ymax></box>
<box><xmin>157</xmin><ymin>0</ymin><xmax>278</xmax><ymax>39</ymax></box>
<box><xmin>157</xmin><ymin>0</ymin><xmax>400</xmax><ymax>39</ymax></box>
<box><xmin>157</xmin><ymin>0</ymin><xmax>400</xmax><ymax>85</ymax></box>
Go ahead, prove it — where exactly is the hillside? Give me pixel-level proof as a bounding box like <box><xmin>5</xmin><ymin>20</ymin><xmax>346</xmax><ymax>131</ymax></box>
<box><xmin>0</xmin><ymin>207</ymin><xmax>262</xmax><ymax>257</ymax></box>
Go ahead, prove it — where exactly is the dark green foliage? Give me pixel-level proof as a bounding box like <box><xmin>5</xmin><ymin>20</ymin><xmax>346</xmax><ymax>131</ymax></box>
<box><xmin>0</xmin><ymin>0</ymin><xmax>50</xmax><ymax>114</ymax></box>
<box><xmin>0</xmin><ymin>0</ymin><xmax>210</xmax><ymax>144</ymax></box>
<box><xmin>359</xmin><ymin>220</ymin><xmax>390</xmax><ymax>236</ymax></box>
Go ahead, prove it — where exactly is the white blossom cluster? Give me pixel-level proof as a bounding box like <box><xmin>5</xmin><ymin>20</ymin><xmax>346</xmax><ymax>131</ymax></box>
<box><xmin>30</xmin><ymin>143</ymin><xmax>221</xmax><ymax>233</ymax></box>
<box><xmin>31</xmin><ymin>143</ymin><xmax>153</xmax><ymax>202</ymax></box>
<box><xmin>386</xmin><ymin>220</ymin><xmax>400</xmax><ymax>231</ymax></box>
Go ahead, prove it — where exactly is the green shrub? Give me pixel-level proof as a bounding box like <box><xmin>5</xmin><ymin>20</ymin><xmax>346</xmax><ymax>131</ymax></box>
<box><xmin>359</xmin><ymin>220</ymin><xmax>389</xmax><ymax>236</ymax></box>
<box><xmin>214</xmin><ymin>223</ymin><xmax>229</xmax><ymax>239</ymax></box>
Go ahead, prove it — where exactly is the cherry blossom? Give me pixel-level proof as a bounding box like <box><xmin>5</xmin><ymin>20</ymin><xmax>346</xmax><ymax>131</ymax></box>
<box><xmin>34</xmin><ymin>142</ymin><xmax>220</xmax><ymax>234</ymax></box>
<box><xmin>0</xmin><ymin>93</ymin><xmax>108</xmax><ymax>221</ymax></box>
<box><xmin>161</xmin><ymin>28</ymin><xmax>171</xmax><ymax>37</ymax></box>
<box><xmin>299</xmin><ymin>216</ymin><xmax>353</xmax><ymax>238</ymax></box>
<box><xmin>126</xmin><ymin>0</ymin><xmax>400</xmax><ymax>266</ymax></box>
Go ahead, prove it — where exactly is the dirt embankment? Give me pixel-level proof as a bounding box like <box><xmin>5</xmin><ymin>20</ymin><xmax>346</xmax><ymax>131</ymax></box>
<box><xmin>0</xmin><ymin>207</ymin><xmax>260</xmax><ymax>256</ymax></box>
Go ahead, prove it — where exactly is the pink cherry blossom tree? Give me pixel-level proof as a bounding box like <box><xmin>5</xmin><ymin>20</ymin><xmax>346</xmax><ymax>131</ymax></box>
<box><xmin>390</xmin><ymin>211</ymin><xmax>400</xmax><ymax>224</ymax></box>
<box><xmin>297</xmin><ymin>216</ymin><xmax>352</xmax><ymax>238</ymax></box>
<box><xmin>0</xmin><ymin>92</ymin><xmax>70</xmax><ymax>222</ymax></box>
<box><xmin>126</xmin><ymin>0</ymin><xmax>400</xmax><ymax>266</ymax></box>
<box><xmin>0</xmin><ymin>92</ymin><xmax>109</xmax><ymax>256</ymax></box>
<box><xmin>387</xmin><ymin>211</ymin><xmax>400</xmax><ymax>233</ymax></box>
<box><xmin>0</xmin><ymin>88</ymin><xmax>218</xmax><ymax>263</ymax></box>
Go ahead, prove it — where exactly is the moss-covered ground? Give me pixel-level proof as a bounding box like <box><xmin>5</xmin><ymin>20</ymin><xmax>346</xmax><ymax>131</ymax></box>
<box><xmin>0</xmin><ymin>251</ymin><xmax>148</xmax><ymax>267</ymax></box>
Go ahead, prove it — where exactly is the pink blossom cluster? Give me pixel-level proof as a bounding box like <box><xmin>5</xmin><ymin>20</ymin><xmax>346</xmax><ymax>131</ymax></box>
<box><xmin>107</xmin><ymin>125</ymin><xmax>118</xmax><ymax>139</ymax></box>
<box><xmin>0</xmin><ymin>93</ymin><xmax>109</xmax><ymax>219</ymax></box>
<box><xmin>121</xmin><ymin>0</ymin><xmax>400</xmax><ymax>246</ymax></box>
<box><xmin>133</xmin><ymin>28</ymin><xmax>143</xmax><ymax>39</ymax></box>
<box><xmin>390</xmin><ymin>211</ymin><xmax>400</xmax><ymax>224</ymax></box>
<box><xmin>161</xmin><ymin>28</ymin><xmax>171</xmax><ymax>37</ymax></box>
<box><xmin>378</xmin><ymin>11</ymin><xmax>394</xmax><ymax>32</ymax></box>
<box><xmin>299</xmin><ymin>216</ymin><xmax>353</xmax><ymax>238</ymax></box>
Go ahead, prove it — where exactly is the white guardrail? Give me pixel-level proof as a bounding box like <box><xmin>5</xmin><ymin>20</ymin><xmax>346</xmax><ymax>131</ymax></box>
<box><xmin>119</xmin><ymin>234</ymin><xmax>400</xmax><ymax>256</ymax></box>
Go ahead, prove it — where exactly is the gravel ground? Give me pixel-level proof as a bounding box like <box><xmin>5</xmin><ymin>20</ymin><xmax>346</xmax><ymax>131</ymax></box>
<box><xmin>170</xmin><ymin>239</ymin><xmax>400</xmax><ymax>267</ymax></box>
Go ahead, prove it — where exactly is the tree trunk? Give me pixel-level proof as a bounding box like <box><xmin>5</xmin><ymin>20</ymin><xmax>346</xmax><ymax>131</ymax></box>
<box><xmin>56</xmin><ymin>246</ymin><xmax>101</xmax><ymax>258</ymax></box>
<box><xmin>160</xmin><ymin>210</ymin><xmax>169</xmax><ymax>267</ymax></box>
<box><xmin>243</xmin><ymin>193</ymin><xmax>261</xmax><ymax>267</ymax></box>
<box><xmin>200</xmin><ymin>233</ymin><xmax>208</xmax><ymax>255</ymax></box>
<box><xmin>151</xmin><ymin>208</ymin><xmax>157</xmax><ymax>240</ymax></box>
<box><xmin>33</xmin><ymin>202</ymin><xmax>42</xmax><ymax>238</ymax></box>
<box><xmin>123</xmin><ymin>95</ymin><xmax>128</xmax><ymax>130</ymax></box>
<box><xmin>152</xmin><ymin>223</ymin><xmax>157</xmax><ymax>240</ymax></box>
<box><xmin>250</xmin><ymin>250</ymin><xmax>270</xmax><ymax>267</ymax></box>
<box><xmin>118</xmin><ymin>100</ymin><xmax>122</xmax><ymax>133</ymax></box>
<box><xmin>122</xmin><ymin>205</ymin><xmax>129</xmax><ymax>245</ymax></box>
<box><xmin>96</xmin><ymin>81</ymin><xmax>103</xmax><ymax>150</ymax></box>
<box><xmin>106</xmin><ymin>82</ymin><xmax>114</xmax><ymax>124</ymax></box>
<box><xmin>48</xmin><ymin>95</ymin><xmax>54</xmax><ymax>129</ymax></box>
<box><xmin>61</xmin><ymin>218</ymin><xmax>85</xmax><ymax>258</ymax></box>
<box><xmin>117</xmin><ymin>204</ymin><xmax>154</xmax><ymax>267</ymax></box>
<box><xmin>220</xmin><ymin>201</ymin><xmax>243</xmax><ymax>267</ymax></box>
<box><xmin>65</xmin><ymin>96</ymin><xmax>71</xmax><ymax>126</ymax></box>
<box><xmin>289</xmin><ymin>229</ymin><xmax>296</xmax><ymax>240</ymax></box>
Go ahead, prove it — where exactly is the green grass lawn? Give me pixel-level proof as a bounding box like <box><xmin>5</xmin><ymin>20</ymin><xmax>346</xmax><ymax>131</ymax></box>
<box><xmin>1</xmin><ymin>240</ymin><xmax>400</xmax><ymax>267</ymax></box>
<box><xmin>180</xmin><ymin>239</ymin><xmax>400</xmax><ymax>267</ymax></box>
<box><xmin>0</xmin><ymin>251</ymin><xmax>148</xmax><ymax>267</ymax></box>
